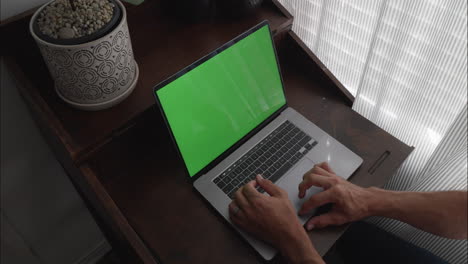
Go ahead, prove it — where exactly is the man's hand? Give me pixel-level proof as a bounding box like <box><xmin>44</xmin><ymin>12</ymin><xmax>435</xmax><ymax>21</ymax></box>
<box><xmin>298</xmin><ymin>162</ymin><xmax>468</xmax><ymax>239</ymax></box>
<box><xmin>298</xmin><ymin>162</ymin><xmax>374</xmax><ymax>230</ymax></box>
<box><xmin>229</xmin><ymin>175</ymin><xmax>323</xmax><ymax>264</ymax></box>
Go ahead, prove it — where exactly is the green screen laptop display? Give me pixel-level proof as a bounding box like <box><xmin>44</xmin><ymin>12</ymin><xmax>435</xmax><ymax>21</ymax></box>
<box><xmin>156</xmin><ymin>25</ymin><xmax>286</xmax><ymax>177</ymax></box>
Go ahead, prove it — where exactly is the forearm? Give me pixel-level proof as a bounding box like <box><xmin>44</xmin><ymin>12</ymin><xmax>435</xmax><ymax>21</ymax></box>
<box><xmin>368</xmin><ymin>188</ymin><xmax>467</xmax><ymax>239</ymax></box>
<box><xmin>280</xmin><ymin>227</ymin><xmax>324</xmax><ymax>264</ymax></box>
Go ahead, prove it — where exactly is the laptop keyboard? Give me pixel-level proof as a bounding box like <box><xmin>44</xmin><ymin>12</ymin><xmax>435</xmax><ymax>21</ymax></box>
<box><xmin>213</xmin><ymin>121</ymin><xmax>317</xmax><ymax>199</ymax></box>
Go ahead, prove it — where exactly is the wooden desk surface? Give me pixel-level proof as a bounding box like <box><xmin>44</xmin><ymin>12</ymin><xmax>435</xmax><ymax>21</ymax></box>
<box><xmin>2</xmin><ymin>1</ymin><xmax>412</xmax><ymax>263</ymax></box>
<box><xmin>85</xmin><ymin>34</ymin><xmax>413</xmax><ymax>263</ymax></box>
<box><xmin>1</xmin><ymin>0</ymin><xmax>292</xmax><ymax>163</ymax></box>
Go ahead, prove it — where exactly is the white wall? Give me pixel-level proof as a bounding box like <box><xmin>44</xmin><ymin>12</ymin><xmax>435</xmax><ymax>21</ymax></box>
<box><xmin>1</xmin><ymin>0</ymin><xmax>111</xmax><ymax>259</ymax></box>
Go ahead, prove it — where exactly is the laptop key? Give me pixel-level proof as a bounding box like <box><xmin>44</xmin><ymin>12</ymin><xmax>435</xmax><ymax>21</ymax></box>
<box><xmin>290</xmin><ymin>156</ymin><xmax>299</xmax><ymax>164</ymax></box>
<box><xmin>259</xmin><ymin>156</ymin><xmax>267</xmax><ymax>162</ymax></box>
<box><xmin>223</xmin><ymin>183</ymin><xmax>234</xmax><ymax>193</ymax></box>
<box><xmin>219</xmin><ymin>172</ymin><xmax>228</xmax><ymax>180</ymax></box>
<box><xmin>253</xmin><ymin>160</ymin><xmax>261</xmax><ymax>167</ymax></box>
<box><xmin>214</xmin><ymin>177</ymin><xmax>221</xmax><ymax>184</ymax></box>
<box><xmin>268</xmin><ymin>167</ymin><xmax>276</xmax><ymax>174</ymax></box>
<box><xmin>227</xmin><ymin>173</ymin><xmax>236</xmax><ymax>181</ymax></box>
<box><xmin>298</xmin><ymin>136</ymin><xmax>311</xmax><ymax>147</ymax></box>
<box><xmin>270</xmin><ymin>162</ymin><xmax>293</xmax><ymax>183</ymax></box>
<box><xmin>272</xmin><ymin>154</ymin><xmax>281</xmax><ymax>162</ymax></box>
<box><xmin>238</xmin><ymin>173</ymin><xmax>247</xmax><ymax>180</ymax></box>
<box><xmin>294</xmin><ymin>133</ymin><xmax>304</xmax><ymax>142</ymax></box>
<box><xmin>231</xmin><ymin>178</ymin><xmax>240</xmax><ymax>186</ymax></box>
<box><xmin>291</xmin><ymin>127</ymin><xmax>300</xmax><ymax>135</ymax></box>
<box><xmin>228</xmin><ymin>191</ymin><xmax>236</xmax><ymax>199</ymax></box>
<box><xmin>287</xmin><ymin>148</ymin><xmax>297</xmax><ymax>156</ymax></box>
<box><xmin>218</xmin><ymin>181</ymin><xmax>227</xmax><ymax>189</ymax></box>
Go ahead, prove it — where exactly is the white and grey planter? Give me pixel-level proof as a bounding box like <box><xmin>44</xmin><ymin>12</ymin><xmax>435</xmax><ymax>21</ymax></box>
<box><xmin>30</xmin><ymin>0</ymin><xmax>139</xmax><ymax>111</ymax></box>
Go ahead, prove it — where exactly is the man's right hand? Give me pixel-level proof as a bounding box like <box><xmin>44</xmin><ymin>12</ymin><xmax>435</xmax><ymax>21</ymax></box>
<box><xmin>298</xmin><ymin>162</ymin><xmax>375</xmax><ymax>230</ymax></box>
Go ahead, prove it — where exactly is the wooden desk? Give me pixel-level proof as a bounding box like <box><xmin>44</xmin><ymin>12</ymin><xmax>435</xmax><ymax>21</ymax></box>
<box><xmin>1</xmin><ymin>1</ymin><xmax>412</xmax><ymax>263</ymax></box>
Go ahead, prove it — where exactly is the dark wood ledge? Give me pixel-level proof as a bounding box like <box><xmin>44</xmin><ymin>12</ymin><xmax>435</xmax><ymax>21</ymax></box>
<box><xmin>1</xmin><ymin>1</ymin><xmax>412</xmax><ymax>263</ymax></box>
<box><xmin>83</xmin><ymin>32</ymin><xmax>413</xmax><ymax>264</ymax></box>
<box><xmin>1</xmin><ymin>0</ymin><xmax>293</xmax><ymax>164</ymax></box>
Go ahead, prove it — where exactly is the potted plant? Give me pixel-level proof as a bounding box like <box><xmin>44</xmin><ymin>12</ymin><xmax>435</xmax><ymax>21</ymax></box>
<box><xmin>30</xmin><ymin>0</ymin><xmax>139</xmax><ymax>111</ymax></box>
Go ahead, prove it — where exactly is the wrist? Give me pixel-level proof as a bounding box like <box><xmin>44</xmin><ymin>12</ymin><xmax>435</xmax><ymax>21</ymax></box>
<box><xmin>280</xmin><ymin>225</ymin><xmax>323</xmax><ymax>264</ymax></box>
<box><xmin>366</xmin><ymin>187</ymin><xmax>394</xmax><ymax>217</ymax></box>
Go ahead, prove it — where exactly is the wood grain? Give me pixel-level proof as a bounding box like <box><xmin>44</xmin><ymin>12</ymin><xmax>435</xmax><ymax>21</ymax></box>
<box><xmin>0</xmin><ymin>0</ymin><xmax>293</xmax><ymax>164</ymax></box>
<box><xmin>84</xmin><ymin>33</ymin><xmax>413</xmax><ymax>263</ymax></box>
<box><xmin>1</xmin><ymin>1</ymin><xmax>412</xmax><ymax>263</ymax></box>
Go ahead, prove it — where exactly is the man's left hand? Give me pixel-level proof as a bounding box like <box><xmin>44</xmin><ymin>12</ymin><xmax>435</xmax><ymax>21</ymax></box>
<box><xmin>229</xmin><ymin>175</ymin><xmax>323</xmax><ymax>264</ymax></box>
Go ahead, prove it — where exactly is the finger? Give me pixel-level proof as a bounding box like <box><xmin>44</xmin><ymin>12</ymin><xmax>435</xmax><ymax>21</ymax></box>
<box><xmin>302</xmin><ymin>165</ymin><xmax>333</xmax><ymax>180</ymax></box>
<box><xmin>305</xmin><ymin>212</ymin><xmax>345</xmax><ymax>230</ymax></box>
<box><xmin>317</xmin><ymin>162</ymin><xmax>335</xmax><ymax>174</ymax></box>
<box><xmin>299</xmin><ymin>190</ymin><xmax>336</xmax><ymax>215</ymax></box>
<box><xmin>256</xmin><ymin>174</ymin><xmax>283</xmax><ymax>197</ymax></box>
<box><xmin>234</xmin><ymin>186</ymin><xmax>250</xmax><ymax>209</ymax></box>
<box><xmin>229</xmin><ymin>202</ymin><xmax>246</xmax><ymax>222</ymax></box>
<box><xmin>298</xmin><ymin>174</ymin><xmax>332</xmax><ymax>198</ymax></box>
<box><xmin>242</xmin><ymin>180</ymin><xmax>261</xmax><ymax>200</ymax></box>
<box><xmin>312</xmin><ymin>165</ymin><xmax>334</xmax><ymax>177</ymax></box>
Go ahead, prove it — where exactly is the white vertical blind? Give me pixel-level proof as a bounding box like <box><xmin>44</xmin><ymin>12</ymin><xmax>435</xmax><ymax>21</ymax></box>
<box><xmin>371</xmin><ymin>105</ymin><xmax>467</xmax><ymax>264</ymax></box>
<box><xmin>279</xmin><ymin>0</ymin><xmax>386</xmax><ymax>96</ymax></box>
<box><xmin>278</xmin><ymin>0</ymin><xmax>468</xmax><ymax>263</ymax></box>
<box><xmin>352</xmin><ymin>0</ymin><xmax>467</xmax><ymax>191</ymax></box>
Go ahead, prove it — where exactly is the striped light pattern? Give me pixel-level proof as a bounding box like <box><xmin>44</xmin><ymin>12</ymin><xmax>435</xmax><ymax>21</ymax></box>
<box><xmin>278</xmin><ymin>0</ymin><xmax>387</xmax><ymax>96</ymax></box>
<box><xmin>370</xmin><ymin>105</ymin><xmax>467</xmax><ymax>264</ymax></box>
<box><xmin>277</xmin><ymin>0</ymin><xmax>467</xmax><ymax>263</ymax></box>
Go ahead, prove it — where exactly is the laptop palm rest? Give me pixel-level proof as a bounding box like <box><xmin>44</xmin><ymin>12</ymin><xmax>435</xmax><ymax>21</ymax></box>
<box><xmin>277</xmin><ymin>158</ymin><xmax>323</xmax><ymax>224</ymax></box>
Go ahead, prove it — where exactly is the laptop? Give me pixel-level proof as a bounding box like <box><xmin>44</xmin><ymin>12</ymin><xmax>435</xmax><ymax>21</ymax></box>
<box><xmin>153</xmin><ymin>21</ymin><xmax>363</xmax><ymax>260</ymax></box>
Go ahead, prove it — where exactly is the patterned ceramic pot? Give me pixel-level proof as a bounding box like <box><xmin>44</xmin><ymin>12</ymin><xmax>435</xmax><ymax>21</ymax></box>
<box><xmin>29</xmin><ymin>0</ymin><xmax>139</xmax><ymax>111</ymax></box>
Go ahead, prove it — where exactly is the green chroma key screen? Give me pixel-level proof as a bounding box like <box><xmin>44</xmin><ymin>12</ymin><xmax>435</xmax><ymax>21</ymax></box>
<box><xmin>156</xmin><ymin>25</ymin><xmax>286</xmax><ymax>177</ymax></box>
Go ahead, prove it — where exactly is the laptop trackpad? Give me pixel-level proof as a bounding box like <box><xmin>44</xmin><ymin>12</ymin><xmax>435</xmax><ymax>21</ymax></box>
<box><xmin>277</xmin><ymin>158</ymin><xmax>323</xmax><ymax>224</ymax></box>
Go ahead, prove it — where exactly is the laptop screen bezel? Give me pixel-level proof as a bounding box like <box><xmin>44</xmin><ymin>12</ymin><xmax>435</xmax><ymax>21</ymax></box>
<box><xmin>153</xmin><ymin>20</ymin><xmax>288</xmax><ymax>182</ymax></box>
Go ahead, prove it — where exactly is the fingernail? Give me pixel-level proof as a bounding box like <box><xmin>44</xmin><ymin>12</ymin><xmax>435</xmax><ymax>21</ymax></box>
<box><xmin>256</xmin><ymin>174</ymin><xmax>263</xmax><ymax>180</ymax></box>
<box><xmin>306</xmin><ymin>223</ymin><xmax>315</xmax><ymax>231</ymax></box>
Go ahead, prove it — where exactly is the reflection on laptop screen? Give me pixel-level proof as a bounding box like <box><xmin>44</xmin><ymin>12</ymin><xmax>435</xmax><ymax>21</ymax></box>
<box><xmin>156</xmin><ymin>24</ymin><xmax>286</xmax><ymax>177</ymax></box>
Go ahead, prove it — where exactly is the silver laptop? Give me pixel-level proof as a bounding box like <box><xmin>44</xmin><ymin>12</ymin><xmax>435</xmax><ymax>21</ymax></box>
<box><xmin>153</xmin><ymin>21</ymin><xmax>363</xmax><ymax>260</ymax></box>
